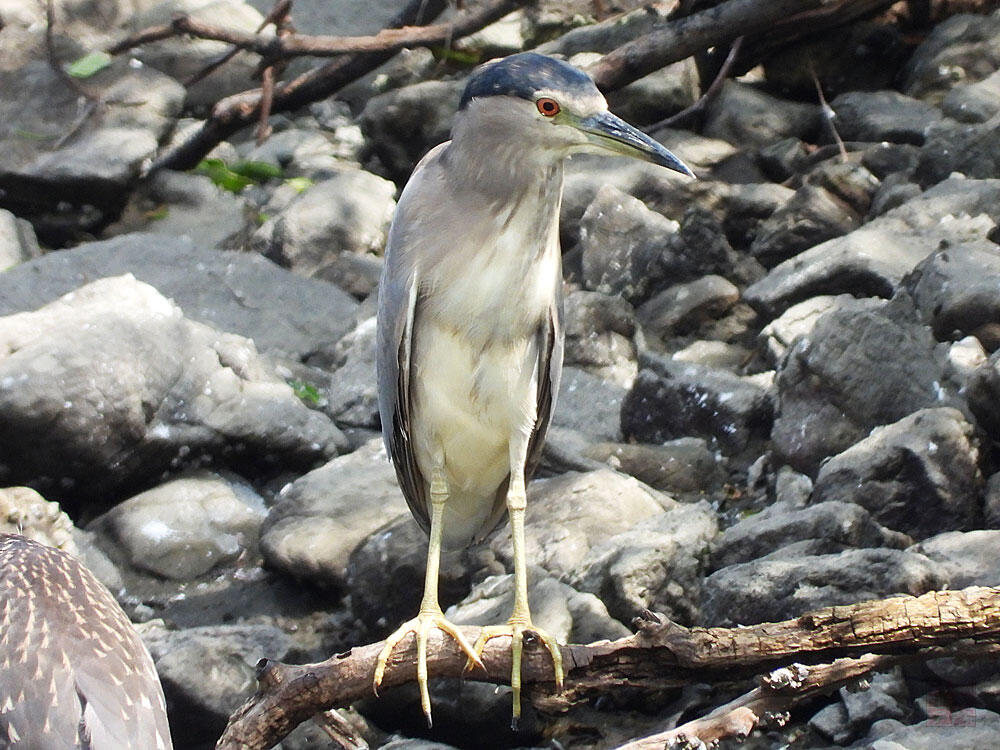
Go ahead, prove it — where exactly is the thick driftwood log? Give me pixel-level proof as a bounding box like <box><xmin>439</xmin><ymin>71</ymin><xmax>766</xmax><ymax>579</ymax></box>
<box><xmin>216</xmin><ymin>587</ymin><xmax>1000</xmax><ymax>750</ymax></box>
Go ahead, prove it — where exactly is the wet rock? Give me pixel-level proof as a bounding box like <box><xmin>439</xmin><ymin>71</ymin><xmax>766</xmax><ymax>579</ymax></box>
<box><xmin>746</xmin><ymin>176</ymin><xmax>1000</xmax><ymax>318</ymax></box>
<box><xmin>703</xmin><ymin>80</ymin><xmax>819</xmax><ymax>148</ymax></box>
<box><xmin>261</xmin><ymin>439</ymin><xmax>406</xmax><ymax>588</ymax></box>
<box><xmin>830</xmin><ymin>90</ymin><xmax>943</xmax><ymax>145</ymax></box>
<box><xmin>916</xmin><ymin>116</ymin><xmax>1000</xmax><ymax>186</ymax></box>
<box><xmin>127</xmin><ymin>0</ymin><xmax>265</xmax><ymax>107</ymax></box>
<box><xmin>251</xmin><ymin>169</ymin><xmax>395</xmax><ymax>298</ymax></box>
<box><xmin>90</xmin><ymin>472</ymin><xmax>266</xmax><ymax>581</ymax></box>
<box><xmin>0</xmin><ymin>486</ymin><xmax>77</xmax><ymax>552</ymax></box>
<box><xmin>701</xmin><ymin>548</ymin><xmax>947</xmax><ymax>626</ymax></box>
<box><xmin>142</xmin><ymin>621</ymin><xmax>295</xmax><ymax>747</ymax></box>
<box><xmin>581</xmin><ymin>437</ymin><xmax>725</xmax><ymax>495</ymax></box>
<box><xmin>359</xmin><ymin>79</ymin><xmax>464</xmax><ymax>180</ymax></box>
<box><xmin>621</xmin><ymin>353</ymin><xmax>774</xmax><ymax>455</ymax></box>
<box><xmin>563</xmin><ymin>290</ymin><xmax>638</xmax><ymax>387</ymax></box>
<box><xmin>0</xmin><ymin>208</ymin><xmax>40</xmax><ymax>270</ymax></box>
<box><xmin>578</xmin><ymin>185</ymin><xmax>679</xmax><ymax>305</ymax></box>
<box><xmin>711</xmin><ymin>501</ymin><xmax>910</xmax><ymax>570</ymax></box>
<box><xmin>553</xmin><ymin>366</ymin><xmax>626</xmax><ymax>442</ymax></box>
<box><xmin>0</xmin><ymin>233</ymin><xmax>360</xmax><ymax>362</ymax></box>
<box><xmin>912</xmin><ymin>530</ymin><xmax>1000</xmax><ymax>587</ymax></box>
<box><xmin>759</xmin><ymin>294</ymin><xmax>883</xmax><ymax>365</ymax></box>
<box><xmin>770</xmin><ymin>295</ymin><xmax>962</xmax><ymax>473</ymax></box>
<box><xmin>906</xmin><ymin>242</ymin><xmax>1000</xmax><ymax>343</ymax></box>
<box><xmin>567</xmin><ymin>501</ymin><xmax>717</xmax><ymax>625</ymax></box>
<box><xmin>490</xmin><ymin>470</ymin><xmax>674</xmax><ymax>581</ymax></box>
<box><xmin>811</xmin><ymin>408</ymin><xmax>982</xmax><ymax>539</ymax></box>
<box><xmin>637</xmin><ymin>274</ymin><xmax>740</xmax><ymax>341</ymax></box>
<box><xmin>347</xmin><ymin>513</ymin><xmax>474</xmax><ymax>635</ymax></box>
<box><xmin>0</xmin><ymin>275</ymin><xmax>345</xmax><ymax>504</ymax></box>
<box><xmin>0</xmin><ymin>60</ymin><xmax>184</xmax><ymax>240</ymax></box>
<box><xmin>749</xmin><ymin>162</ymin><xmax>879</xmax><ymax>267</ymax></box>
<box><xmin>942</xmin><ymin>69</ymin><xmax>1000</xmax><ymax>123</ymax></box>
<box><xmin>902</xmin><ymin>12</ymin><xmax>1000</xmax><ymax>102</ymax></box>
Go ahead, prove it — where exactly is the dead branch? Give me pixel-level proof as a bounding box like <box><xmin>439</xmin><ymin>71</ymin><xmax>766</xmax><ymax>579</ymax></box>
<box><xmin>216</xmin><ymin>587</ymin><xmax>1000</xmax><ymax>750</ymax></box>
<box><xmin>587</xmin><ymin>0</ymin><xmax>898</xmax><ymax>92</ymax></box>
<box><xmin>138</xmin><ymin>0</ymin><xmax>529</xmax><ymax>172</ymax></box>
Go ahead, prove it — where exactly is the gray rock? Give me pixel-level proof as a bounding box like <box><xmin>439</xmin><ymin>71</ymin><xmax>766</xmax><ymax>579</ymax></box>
<box><xmin>325</xmin><ymin>316</ymin><xmax>380</xmax><ymax>428</ymax></box>
<box><xmin>90</xmin><ymin>472</ymin><xmax>265</xmax><ymax>581</ymax></box>
<box><xmin>0</xmin><ymin>60</ymin><xmax>183</xmax><ymax>236</ymax></box>
<box><xmin>563</xmin><ymin>290</ymin><xmax>638</xmax><ymax>387</ymax></box>
<box><xmin>240</xmin><ymin>128</ymin><xmax>345</xmax><ymax>175</ymax></box>
<box><xmin>712</xmin><ymin>501</ymin><xmax>911</xmax><ymax>570</ymax></box>
<box><xmin>912</xmin><ymin>530</ymin><xmax>1000</xmax><ymax>587</ymax></box>
<box><xmin>0</xmin><ymin>233</ymin><xmax>360</xmax><ymax>362</ymax></box>
<box><xmin>812</xmin><ymin>408</ymin><xmax>982</xmax><ymax>539</ymax></box>
<box><xmin>942</xmin><ymin>69</ymin><xmax>1000</xmax><ymax>123</ymax></box>
<box><xmin>750</xmin><ymin>162</ymin><xmax>879</xmax><ymax>267</ymax></box>
<box><xmin>490</xmin><ymin>470</ymin><xmax>674</xmax><ymax>581</ymax></box>
<box><xmin>637</xmin><ymin>274</ymin><xmax>740</xmax><ymax>340</ymax></box>
<box><xmin>0</xmin><ymin>486</ymin><xmax>77</xmax><ymax>553</ymax></box>
<box><xmin>0</xmin><ymin>275</ymin><xmax>345</xmax><ymax>502</ymax></box>
<box><xmin>744</xmin><ymin>177</ymin><xmax>1000</xmax><ymax>319</ymax></box>
<box><xmin>861</xmin><ymin>143</ymin><xmax>923</xmax><ymax>181</ymax></box>
<box><xmin>581</xmin><ymin>437</ymin><xmax>725</xmax><ymax>495</ymax></box>
<box><xmin>447</xmin><ymin>570</ymin><xmax>629</xmax><ymax>644</ymax></box>
<box><xmin>902</xmin><ymin>12</ymin><xmax>1000</xmax><ymax>102</ymax></box>
<box><xmin>251</xmin><ymin>169</ymin><xmax>395</xmax><ymax>297</ymax></box>
<box><xmin>261</xmin><ymin>439</ymin><xmax>406</xmax><ymax>588</ymax></box>
<box><xmin>916</xmin><ymin>116</ymin><xmax>1000</xmax><ymax>188</ymax></box>
<box><xmin>567</xmin><ymin>501</ymin><xmax>717</xmax><ymax>625</ymax></box>
<box><xmin>964</xmin><ymin>349</ymin><xmax>1000</xmax><ymax>442</ymax></box>
<box><xmin>359</xmin><ymin>79</ymin><xmax>464</xmax><ymax>180</ymax></box>
<box><xmin>142</xmin><ymin>621</ymin><xmax>295</xmax><ymax>746</ymax></box>
<box><xmin>770</xmin><ymin>295</ymin><xmax>961</xmax><ymax>474</ymax></box>
<box><xmin>759</xmin><ymin>294</ymin><xmax>884</xmax><ymax>365</ymax></box>
<box><xmin>810</xmin><ymin>700</ymin><xmax>851</xmax><ymax>744</ymax></box>
<box><xmin>104</xmin><ymin>170</ymin><xmax>246</xmax><ymax>250</ymax></box>
<box><xmin>703</xmin><ymin>80</ymin><xmax>819</xmax><ymax>148</ymax></box>
<box><xmin>621</xmin><ymin>353</ymin><xmax>774</xmax><ymax>455</ymax></box>
<box><xmin>906</xmin><ymin>242</ymin><xmax>1000</xmax><ymax>342</ymax></box>
<box><xmin>987</xmin><ymin>473</ymin><xmax>1000</xmax><ymax>529</ymax></box>
<box><xmin>0</xmin><ymin>208</ymin><xmax>40</xmax><ymax>270</ymax></box>
<box><xmin>830</xmin><ymin>90</ymin><xmax>944</xmax><ymax>145</ymax></box>
<box><xmin>578</xmin><ymin>185</ymin><xmax>679</xmax><ymax>304</ymax></box>
<box><xmin>813</xmin><ymin>670</ymin><xmax>910</xmax><ymax>744</ymax></box>
<box><xmin>347</xmin><ymin>513</ymin><xmax>473</xmax><ymax>634</ymax></box>
<box><xmin>869</xmin><ymin>708</ymin><xmax>1000</xmax><ymax>750</ymax></box>
<box><xmin>701</xmin><ymin>548</ymin><xmax>947</xmax><ymax>626</ymax></box>
<box><xmin>553</xmin><ymin>366</ymin><xmax>626</xmax><ymax>442</ymax></box>
<box><xmin>605</xmin><ymin>59</ymin><xmax>699</xmax><ymax>126</ymax></box>
<box><xmin>127</xmin><ymin>0</ymin><xmax>265</xmax><ymax>107</ymax></box>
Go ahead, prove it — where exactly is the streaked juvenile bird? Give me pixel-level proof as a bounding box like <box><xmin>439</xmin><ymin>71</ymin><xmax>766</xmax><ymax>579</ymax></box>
<box><xmin>375</xmin><ymin>51</ymin><xmax>693</xmax><ymax>725</ymax></box>
<box><xmin>0</xmin><ymin>534</ymin><xmax>172</xmax><ymax>749</ymax></box>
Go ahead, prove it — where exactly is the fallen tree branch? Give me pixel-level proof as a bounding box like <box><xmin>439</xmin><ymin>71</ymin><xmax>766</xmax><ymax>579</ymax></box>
<box><xmin>145</xmin><ymin>0</ymin><xmax>530</xmax><ymax>172</ymax></box>
<box><xmin>588</xmin><ymin>0</ymin><xmax>897</xmax><ymax>91</ymax></box>
<box><xmin>216</xmin><ymin>586</ymin><xmax>1000</xmax><ymax>749</ymax></box>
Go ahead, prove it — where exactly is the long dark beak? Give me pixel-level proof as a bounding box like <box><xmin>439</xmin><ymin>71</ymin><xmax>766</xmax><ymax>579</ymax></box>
<box><xmin>578</xmin><ymin>111</ymin><xmax>694</xmax><ymax>178</ymax></box>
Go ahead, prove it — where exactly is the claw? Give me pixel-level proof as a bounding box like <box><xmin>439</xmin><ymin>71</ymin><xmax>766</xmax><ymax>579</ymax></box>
<box><xmin>373</xmin><ymin>611</ymin><xmax>484</xmax><ymax>726</ymax></box>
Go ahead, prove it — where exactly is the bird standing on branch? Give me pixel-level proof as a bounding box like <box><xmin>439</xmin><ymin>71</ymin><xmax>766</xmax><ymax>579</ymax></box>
<box><xmin>375</xmin><ymin>51</ymin><xmax>694</xmax><ymax>726</ymax></box>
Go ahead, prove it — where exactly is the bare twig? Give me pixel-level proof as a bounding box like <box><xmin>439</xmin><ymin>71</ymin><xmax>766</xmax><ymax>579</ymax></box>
<box><xmin>650</xmin><ymin>35</ymin><xmax>744</xmax><ymax>131</ymax></box>
<box><xmin>216</xmin><ymin>587</ymin><xmax>1000</xmax><ymax>750</ymax></box>
<box><xmin>812</xmin><ymin>65</ymin><xmax>848</xmax><ymax>162</ymax></box>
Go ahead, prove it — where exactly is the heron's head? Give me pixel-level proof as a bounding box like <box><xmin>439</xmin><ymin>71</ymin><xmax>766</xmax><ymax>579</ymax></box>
<box><xmin>455</xmin><ymin>52</ymin><xmax>693</xmax><ymax>177</ymax></box>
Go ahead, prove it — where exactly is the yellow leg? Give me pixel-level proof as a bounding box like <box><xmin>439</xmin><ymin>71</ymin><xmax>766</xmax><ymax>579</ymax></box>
<box><xmin>472</xmin><ymin>474</ymin><xmax>564</xmax><ymax>729</ymax></box>
<box><xmin>373</xmin><ymin>468</ymin><xmax>484</xmax><ymax>727</ymax></box>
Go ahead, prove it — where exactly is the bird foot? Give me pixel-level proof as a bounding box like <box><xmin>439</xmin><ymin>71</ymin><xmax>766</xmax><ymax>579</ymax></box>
<box><xmin>373</xmin><ymin>610</ymin><xmax>484</xmax><ymax>727</ymax></box>
<box><xmin>471</xmin><ymin>620</ymin><xmax>564</xmax><ymax>729</ymax></box>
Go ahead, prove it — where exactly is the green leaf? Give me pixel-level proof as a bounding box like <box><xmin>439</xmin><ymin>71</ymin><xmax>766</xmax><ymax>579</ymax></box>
<box><xmin>429</xmin><ymin>46</ymin><xmax>480</xmax><ymax>66</ymax></box>
<box><xmin>231</xmin><ymin>160</ymin><xmax>283</xmax><ymax>181</ymax></box>
<box><xmin>284</xmin><ymin>176</ymin><xmax>314</xmax><ymax>193</ymax></box>
<box><xmin>66</xmin><ymin>51</ymin><xmax>112</xmax><ymax>79</ymax></box>
<box><xmin>194</xmin><ymin>158</ymin><xmax>253</xmax><ymax>194</ymax></box>
<box><xmin>289</xmin><ymin>379</ymin><xmax>323</xmax><ymax>406</ymax></box>
<box><xmin>145</xmin><ymin>205</ymin><xmax>170</xmax><ymax>221</ymax></box>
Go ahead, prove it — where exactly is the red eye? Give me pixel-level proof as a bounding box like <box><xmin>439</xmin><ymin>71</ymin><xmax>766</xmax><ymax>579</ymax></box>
<box><xmin>536</xmin><ymin>97</ymin><xmax>560</xmax><ymax>117</ymax></box>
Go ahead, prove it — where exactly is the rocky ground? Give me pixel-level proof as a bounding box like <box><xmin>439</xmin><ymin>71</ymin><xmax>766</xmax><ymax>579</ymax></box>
<box><xmin>2</xmin><ymin>0</ymin><xmax>1000</xmax><ymax>748</ymax></box>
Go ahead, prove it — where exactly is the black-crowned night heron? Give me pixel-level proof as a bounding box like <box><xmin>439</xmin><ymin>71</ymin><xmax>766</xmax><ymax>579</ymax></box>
<box><xmin>375</xmin><ymin>52</ymin><xmax>693</xmax><ymax>725</ymax></box>
<box><xmin>0</xmin><ymin>534</ymin><xmax>172</xmax><ymax>749</ymax></box>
